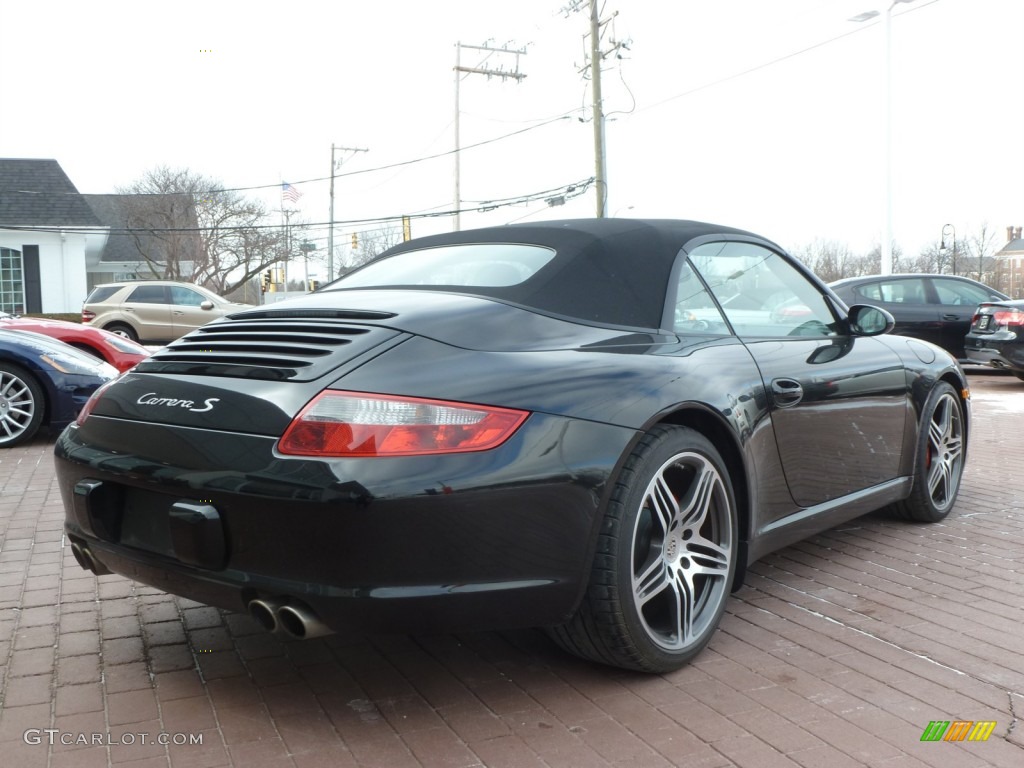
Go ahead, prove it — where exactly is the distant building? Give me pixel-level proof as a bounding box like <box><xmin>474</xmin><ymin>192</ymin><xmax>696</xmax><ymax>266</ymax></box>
<box><xmin>0</xmin><ymin>158</ymin><xmax>200</xmax><ymax>314</ymax></box>
<box><xmin>994</xmin><ymin>226</ymin><xmax>1024</xmax><ymax>299</ymax></box>
<box><xmin>0</xmin><ymin>158</ymin><xmax>106</xmax><ymax>313</ymax></box>
<box><xmin>82</xmin><ymin>193</ymin><xmax>200</xmax><ymax>288</ymax></box>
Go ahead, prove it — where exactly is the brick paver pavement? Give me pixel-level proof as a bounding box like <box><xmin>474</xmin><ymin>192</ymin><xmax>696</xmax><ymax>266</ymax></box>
<box><xmin>1</xmin><ymin>372</ymin><xmax>1022</xmax><ymax>768</ymax></box>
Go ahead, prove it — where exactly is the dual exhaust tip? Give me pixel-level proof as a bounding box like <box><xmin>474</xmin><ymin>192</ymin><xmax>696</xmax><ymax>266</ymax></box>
<box><xmin>248</xmin><ymin>598</ymin><xmax>333</xmax><ymax>640</ymax></box>
<box><xmin>69</xmin><ymin>542</ymin><xmax>331</xmax><ymax>641</ymax></box>
<box><xmin>70</xmin><ymin>541</ymin><xmax>112</xmax><ymax>576</ymax></box>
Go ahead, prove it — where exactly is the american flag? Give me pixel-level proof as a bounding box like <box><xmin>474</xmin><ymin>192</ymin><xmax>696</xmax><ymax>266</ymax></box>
<box><xmin>281</xmin><ymin>182</ymin><xmax>303</xmax><ymax>203</ymax></box>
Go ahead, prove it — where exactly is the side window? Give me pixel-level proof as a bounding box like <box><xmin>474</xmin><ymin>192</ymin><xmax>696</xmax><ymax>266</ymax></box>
<box><xmin>854</xmin><ymin>282</ymin><xmax>883</xmax><ymax>302</ymax></box>
<box><xmin>169</xmin><ymin>287</ymin><xmax>206</xmax><ymax>306</ymax></box>
<box><xmin>867</xmin><ymin>279</ymin><xmax>926</xmax><ymax>304</ymax></box>
<box><xmin>688</xmin><ymin>242</ymin><xmax>838</xmax><ymax>338</ymax></box>
<box><xmin>931</xmin><ymin>278</ymin><xmax>991</xmax><ymax>306</ymax></box>
<box><xmin>670</xmin><ymin>259</ymin><xmax>730</xmax><ymax>334</ymax></box>
<box><xmin>127</xmin><ymin>285</ymin><xmax>167</xmax><ymax>304</ymax></box>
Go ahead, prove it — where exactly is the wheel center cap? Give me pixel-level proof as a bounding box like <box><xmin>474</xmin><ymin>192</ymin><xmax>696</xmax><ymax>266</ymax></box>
<box><xmin>666</xmin><ymin>538</ymin><xmax>678</xmax><ymax>559</ymax></box>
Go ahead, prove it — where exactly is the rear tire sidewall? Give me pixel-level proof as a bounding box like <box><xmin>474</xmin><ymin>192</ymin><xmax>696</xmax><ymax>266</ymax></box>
<box><xmin>105</xmin><ymin>323</ymin><xmax>139</xmax><ymax>342</ymax></box>
<box><xmin>608</xmin><ymin>427</ymin><xmax>738</xmax><ymax>671</ymax></box>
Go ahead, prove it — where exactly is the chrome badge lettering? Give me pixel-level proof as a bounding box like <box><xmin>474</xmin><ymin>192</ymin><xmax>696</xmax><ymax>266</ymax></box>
<box><xmin>137</xmin><ymin>393</ymin><xmax>220</xmax><ymax>413</ymax></box>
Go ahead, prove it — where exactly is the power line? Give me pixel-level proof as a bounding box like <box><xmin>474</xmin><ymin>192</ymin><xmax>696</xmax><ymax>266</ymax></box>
<box><xmin>638</xmin><ymin>0</ymin><xmax>940</xmax><ymax>115</ymax></box>
<box><xmin>4</xmin><ymin>178</ymin><xmax>595</xmax><ymax>236</ymax></box>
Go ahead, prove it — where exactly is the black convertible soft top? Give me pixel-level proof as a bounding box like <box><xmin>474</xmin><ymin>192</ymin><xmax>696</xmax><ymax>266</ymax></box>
<box><xmin>330</xmin><ymin>218</ymin><xmax>773</xmax><ymax>329</ymax></box>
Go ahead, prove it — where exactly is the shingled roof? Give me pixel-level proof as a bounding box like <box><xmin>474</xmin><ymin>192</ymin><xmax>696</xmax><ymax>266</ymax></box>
<box><xmin>0</xmin><ymin>158</ymin><xmax>103</xmax><ymax>227</ymax></box>
<box><xmin>82</xmin><ymin>193</ymin><xmax>200</xmax><ymax>264</ymax></box>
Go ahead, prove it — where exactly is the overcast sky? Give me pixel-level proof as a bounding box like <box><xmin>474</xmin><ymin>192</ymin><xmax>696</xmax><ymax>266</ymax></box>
<box><xmin>2</xmin><ymin>0</ymin><xmax>1022</xmax><ymax>264</ymax></box>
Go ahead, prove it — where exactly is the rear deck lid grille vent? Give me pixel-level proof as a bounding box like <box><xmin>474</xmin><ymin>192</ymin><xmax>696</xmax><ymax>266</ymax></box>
<box><xmin>134</xmin><ymin>316</ymin><xmax>401</xmax><ymax>381</ymax></box>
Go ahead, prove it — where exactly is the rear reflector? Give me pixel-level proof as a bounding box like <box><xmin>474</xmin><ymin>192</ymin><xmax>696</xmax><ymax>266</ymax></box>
<box><xmin>278</xmin><ymin>391</ymin><xmax>529</xmax><ymax>457</ymax></box>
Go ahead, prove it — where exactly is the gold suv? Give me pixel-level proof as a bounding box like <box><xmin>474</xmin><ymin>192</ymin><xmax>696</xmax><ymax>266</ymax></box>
<box><xmin>82</xmin><ymin>281</ymin><xmax>249</xmax><ymax>343</ymax></box>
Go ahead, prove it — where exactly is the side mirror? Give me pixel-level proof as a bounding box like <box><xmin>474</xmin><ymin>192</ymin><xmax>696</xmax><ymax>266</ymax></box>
<box><xmin>848</xmin><ymin>304</ymin><xmax>895</xmax><ymax>336</ymax></box>
<box><xmin>200</xmin><ymin>300</ymin><xmax>215</xmax><ymax>311</ymax></box>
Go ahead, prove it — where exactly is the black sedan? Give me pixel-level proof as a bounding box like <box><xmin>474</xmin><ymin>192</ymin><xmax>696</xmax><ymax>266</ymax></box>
<box><xmin>1</xmin><ymin>329</ymin><xmax>118</xmax><ymax>447</ymax></box>
<box><xmin>829</xmin><ymin>274</ymin><xmax>1007</xmax><ymax>360</ymax></box>
<box><xmin>965</xmin><ymin>300</ymin><xmax>1024</xmax><ymax>379</ymax></box>
<box><xmin>55</xmin><ymin>219</ymin><xmax>969</xmax><ymax>672</ymax></box>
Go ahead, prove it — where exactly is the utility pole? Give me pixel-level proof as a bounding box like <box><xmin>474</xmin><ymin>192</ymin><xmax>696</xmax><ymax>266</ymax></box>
<box><xmin>453</xmin><ymin>41</ymin><xmax>527</xmax><ymax>231</ymax></box>
<box><xmin>328</xmin><ymin>145</ymin><xmax>368</xmax><ymax>282</ymax></box>
<box><xmin>589</xmin><ymin>2</ymin><xmax>607</xmax><ymax>218</ymax></box>
<box><xmin>569</xmin><ymin>1</ymin><xmax>627</xmax><ymax>218</ymax></box>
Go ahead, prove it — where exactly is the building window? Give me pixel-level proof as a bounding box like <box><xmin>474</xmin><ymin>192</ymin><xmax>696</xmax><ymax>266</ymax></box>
<box><xmin>0</xmin><ymin>247</ymin><xmax>25</xmax><ymax>314</ymax></box>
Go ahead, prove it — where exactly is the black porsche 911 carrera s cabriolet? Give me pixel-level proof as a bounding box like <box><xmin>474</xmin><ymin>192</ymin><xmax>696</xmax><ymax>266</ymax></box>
<box><xmin>55</xmin><ymin>218</ymin><xmax>968</xmax><ymax>672</ymax></box>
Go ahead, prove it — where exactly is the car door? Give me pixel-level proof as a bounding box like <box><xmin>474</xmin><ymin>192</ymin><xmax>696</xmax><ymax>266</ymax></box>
<box><xmin>122</xmin><ymin>285</ymin><xmax>173</xmax><ymax>340</ymax></box>
<box><xmin>687</xmin><ymin>241</ymin><xmax>908</xmax><ymax>509</ymax></box>
<box><xmin>926</xmin><ymin>277</ymin><xmax>1004</xmax><ymax>359</ymax></box>
<box><xmin>168</xmin><ymin>286</ymin><xmax>217</xmax><ymax>338</ymax></box>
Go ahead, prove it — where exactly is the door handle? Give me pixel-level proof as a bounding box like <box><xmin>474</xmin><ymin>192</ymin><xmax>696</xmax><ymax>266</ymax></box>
<box><xmin>771</xmin><ymin>378</ymin><xmax>804</xmax><ymax>408</ymax></box>
<box><xmin>941</xmin><ymin>314</ymin><xmax>961</xmax><ymax>321</ymax></box>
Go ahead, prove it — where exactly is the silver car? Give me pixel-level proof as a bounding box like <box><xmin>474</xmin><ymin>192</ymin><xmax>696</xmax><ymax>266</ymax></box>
<box><xmin>81</xmin><ymin>281</ymin><xmax>249</xmax><ymax>343</ymax></box>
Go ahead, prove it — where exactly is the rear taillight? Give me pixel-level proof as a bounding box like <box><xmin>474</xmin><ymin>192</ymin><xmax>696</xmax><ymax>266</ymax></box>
<box><xmin>278</xmin><ymin>391</ymin><xmax>529</xmax><ymax>457</ymax></box>
<box><xmin>75</xmin><ymin>379</ymin><xmax>118</xmax><ymax>425</ymax></box>
<box><xmin>992</xmin><ymin>309</ymin><xmax>1024</xmax><ymax>327</ymax></box>
<box><xmin>81</xmin><ymin>310</ymin><xmax>96</xmax><ymax>323</ymax></box>
<box><xmin>972</xmin><ymin>307</ymin><xmax>1024</xmax><ymax>329</ymax></box>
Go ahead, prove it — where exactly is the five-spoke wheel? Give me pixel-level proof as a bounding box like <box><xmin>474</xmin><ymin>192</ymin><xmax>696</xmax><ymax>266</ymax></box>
<box><xmin>550</xmin><ymin>426</ymin><xmax>737</xmax><ymax>672</ymax></box>
<box><xmin>890</xmin><ymin>381</ymin><xmax>965</xmax><ymax>522</ymax></box>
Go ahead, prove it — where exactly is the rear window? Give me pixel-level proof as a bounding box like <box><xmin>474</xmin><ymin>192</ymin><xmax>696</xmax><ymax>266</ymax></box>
<box><xmin>333</xmin><ymin>244</ymin><xmax>556</xmax><ymax>289</ymax></box>
<box><xmin>85</xmin><ymin>286</ymin><xmax>122</xmax><ymax>303</ymax></box>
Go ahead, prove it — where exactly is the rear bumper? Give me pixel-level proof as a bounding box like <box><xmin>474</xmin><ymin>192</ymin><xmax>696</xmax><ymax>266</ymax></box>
<box><xmin>55</xmin><ymin>413</ymin><xmax>636</xmax><ymax>634</ymax></box>
<box><xmin>965</xmin><ymin>336</ymin><xmax>1024</xmax><ymax>373</ymax></box>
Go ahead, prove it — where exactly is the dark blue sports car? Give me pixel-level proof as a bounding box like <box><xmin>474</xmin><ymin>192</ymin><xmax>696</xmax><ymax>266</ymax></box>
<box><xmin>55</xmin><ymin>219</ymin><xmax>969</xmax><ymax>672</ymax></box>
<box><xmin>0</xmin><ymin>328</ymin><xmax>118</xmax><ymax>447</ymax></box>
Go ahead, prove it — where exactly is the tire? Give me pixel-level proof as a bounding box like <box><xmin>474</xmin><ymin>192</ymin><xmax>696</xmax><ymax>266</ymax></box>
<box><xmin>549</xmin><ymin>425</ymin><xmax>737</xmax><ymax>673</ymax></box>
<box><xmin>104</xmin><ymin>323</ymin><xmax>138</xmax><ymax>342</ymax></box>
<box><xmin>0</xmin><ymin>363</ymin><xmax>45</xmax><ymax>448</ymax></box>
<box><xmin>888</xmin><ymin>381</ymin><xmax>965</xmax><ymax>522</ymax></box>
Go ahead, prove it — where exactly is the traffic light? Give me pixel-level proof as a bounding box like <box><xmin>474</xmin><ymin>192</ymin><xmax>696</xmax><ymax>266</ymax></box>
<box><xmin>351</xmin><ymin>232</ymin><xmax>358</xmax><ymax>249</ymax></box>
<box><xmin>308</xmin><ymin>279</ymin><xmax>320</xmax><ymax>291</ymax></box>
<box><xmin>262</xmin><ymin>269</ymin><xmax>272</xmax><ymax>293</ymax></box>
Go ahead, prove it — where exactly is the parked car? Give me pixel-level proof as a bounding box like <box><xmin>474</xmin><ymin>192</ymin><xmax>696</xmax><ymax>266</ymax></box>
<box><xmin>56</xmin><ymin>219</ymin><xmax>969</xmax><ymax>672</ymax></box>
<box><xmin>0</xmin><ymin>329</ymin><xmax>117</xmax><ymax>447</ymax></box>
<box><xmin>81</xmin><ymin>280</ymin><xmax>250</xmax><ymax>343</ymax></box>
<box><xmin>964</xmin><ymin>300</ymin><xmax>1024</xmax><ymax>380</ymax></box>
<box><xmin>829</xmin><ymin>274</ymin><xmax>1008</xmax><ymax>360</ymax></box>
<box><xmin>0</xmin><ymin>312</ymin><xmax>149</xmax><ymax>373</ymax></box>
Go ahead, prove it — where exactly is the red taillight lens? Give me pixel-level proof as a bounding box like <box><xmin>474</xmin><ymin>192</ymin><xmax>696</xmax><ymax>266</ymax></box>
<box><xmin>992</xmin><ymin>309</ymin><xmax>1024</xmax><ymax>327</ymax></box>
<box><xmin>75</xmin><ymin>378</ymin><xmax>118</xmax><ymax>425</ymax></box>
<box><xmin>82</xmin><ymin>310</ymin><xmax>96</xmax><ymax>323</ymax></box>
<box><xmin>278</xmin><ymin>391</ymin><xmax>529</xmax><ymax>457</ymax></box>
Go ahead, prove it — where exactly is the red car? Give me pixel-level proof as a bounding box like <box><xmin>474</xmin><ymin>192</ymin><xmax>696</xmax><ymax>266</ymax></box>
<box><xmin>0</xmin><ymin>313</ymin><xmax>149</xmax><ymax>373</ymax></box>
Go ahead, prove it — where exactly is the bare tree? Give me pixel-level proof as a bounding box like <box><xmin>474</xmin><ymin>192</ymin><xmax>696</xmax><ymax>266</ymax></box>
<box><xmin>963</xmin><ymin>222</ymin><xmax>999</xmax><ymax>285</ymax></box>
<box><xmin>336</xmin><ymin>224</ymin><xmax>403</xmax><ymax>276</ymax></box>
<box><xmin>793</xmin><ymin>240</ymin><xmax>878</xmax><ymax>281</ymax></box>
<box><xmin>118</xmin><ymin>166</ymin><xmax>295</xmax><ymax>295</ymax></box>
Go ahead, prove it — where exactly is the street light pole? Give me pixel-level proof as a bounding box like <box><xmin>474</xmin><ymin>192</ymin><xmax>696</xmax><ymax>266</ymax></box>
<box><xmin>850</xmin><ymin>0</ymin><xmax>918</xmax><ymax>275</ymax></box>
<box><xmin>940</xmin><ymin>223</ymin><xmax>956</xmax><ymax>275</ymax></box>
